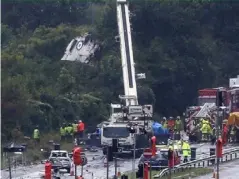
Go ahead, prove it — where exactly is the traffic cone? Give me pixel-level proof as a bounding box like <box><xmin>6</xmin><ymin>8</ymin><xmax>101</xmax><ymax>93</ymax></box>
<box><xmin>212</xmin><ymin>168</ymin><xmax>217</xmax><ymax>179</ymax></box>
<box><xmin>70</xmin><ymin>162</ymin><xmax>75</xmax><ymax>176</ymax></box>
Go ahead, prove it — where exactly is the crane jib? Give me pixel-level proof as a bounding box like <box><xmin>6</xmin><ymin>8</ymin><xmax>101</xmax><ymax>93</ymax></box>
<box><xmin>120</xmin><ymin>4</ymin><xmax>133</xmax><ymax>89</ymax></box>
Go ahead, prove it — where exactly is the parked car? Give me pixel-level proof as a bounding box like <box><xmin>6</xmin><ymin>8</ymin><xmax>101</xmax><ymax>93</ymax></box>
<box><xmin>49</xmin><ymin>157</ymin><xmax>71</xmax><ymax>173</ymax></box>
<box><xmin>138</xmin><ymin>148</ymin><xmax>181</xmax><ymax>170</ymax></box>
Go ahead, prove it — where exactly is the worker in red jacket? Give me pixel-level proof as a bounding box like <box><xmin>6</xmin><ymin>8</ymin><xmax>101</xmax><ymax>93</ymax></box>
<box><xmin>77</xmin><ymin>120</ymin><xmax>85</xmax><ymax>138</ymax></box>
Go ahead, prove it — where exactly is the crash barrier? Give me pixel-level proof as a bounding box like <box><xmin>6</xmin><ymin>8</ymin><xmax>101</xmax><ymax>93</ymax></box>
<box><xmin>154</xmin><ymin>147</ymin><xmax>239</xmax><ymax>178</ymax></box>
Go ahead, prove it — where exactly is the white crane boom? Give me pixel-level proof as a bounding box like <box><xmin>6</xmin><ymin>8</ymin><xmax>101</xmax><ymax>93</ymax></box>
<box><xmin>116</xmin><ymin>0</ymin><xmax>138</xmax><ymax>106</ymax></box>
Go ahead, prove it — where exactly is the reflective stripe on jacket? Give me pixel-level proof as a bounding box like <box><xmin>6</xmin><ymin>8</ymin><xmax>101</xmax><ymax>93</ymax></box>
<box><xmin>60</xmin><ymin>127</ymin><xmax>65</xmax><ymax>136</ymax></box>
<box><xmin>72</xmin><ymin>124</ymin><xmax>77</xmax><ymax>132</ymax></box>
<box><xmin>182</xmin><ymin>142</ymin><xmax>191</xmax><ymax>157</ymax></box>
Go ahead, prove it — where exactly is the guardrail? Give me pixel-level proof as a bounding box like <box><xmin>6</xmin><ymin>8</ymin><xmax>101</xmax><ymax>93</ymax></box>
<box><xmin>154</xmin><ymin>147</ymin><xmax>239</xmax><ymax>178</ymax></box>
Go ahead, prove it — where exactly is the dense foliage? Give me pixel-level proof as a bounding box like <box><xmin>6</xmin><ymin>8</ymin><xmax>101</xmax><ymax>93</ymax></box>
<box><xmin>2</xmin><ymin>0</ymin><xmax>239</xmax><ymax>141</ymax></box>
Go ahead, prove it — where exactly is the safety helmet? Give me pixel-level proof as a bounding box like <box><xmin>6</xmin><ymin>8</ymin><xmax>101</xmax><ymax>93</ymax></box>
<box><xmin>177</xmin><ymin>116</ymin><xmax>180</xmax><ymax>120</ymax></box>
<box><xmin>169</xmin><ymin>117</ymin><xmax>173</xmax><ymax>120</ymax></box>
<box><xmin>163</xmin><ymin>117</ymin><xmax>166</xmax><ymax>120</ymax></box>
<box><xmin>222</xmin><ymin>119</ymin><xmax>227</xmax><ymax>124</ymax></box>
<box><xmin>79</xmin><ymin>120</ymin><xmax>82</xmax><ymax>123</ymax></box>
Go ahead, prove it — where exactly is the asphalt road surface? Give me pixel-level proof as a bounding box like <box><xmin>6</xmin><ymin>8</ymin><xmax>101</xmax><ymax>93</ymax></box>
<box><xmin>0</xmin><ymin>143</ymin><xmax>235</xmax><ymax>179</ymax></box>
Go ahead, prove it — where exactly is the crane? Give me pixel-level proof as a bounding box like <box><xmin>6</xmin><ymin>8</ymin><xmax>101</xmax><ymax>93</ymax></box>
<box><xmin>100</xmin><ymin>0</ymin><xmax>154</xmax><ymax>158</ymax></box>
<box><xmin>110</xmin><ymin>0</ymin><xmax>153</xmax><ymax>123</ymax></box>
<box><xmin>117</xmin><ymin>0</ymin><xmax>138</xmax><ymax>106</ymax></box>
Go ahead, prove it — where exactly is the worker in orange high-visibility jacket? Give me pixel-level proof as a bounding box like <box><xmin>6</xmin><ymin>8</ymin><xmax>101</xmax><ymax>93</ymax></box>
<box><xmin>222</xmin><ymin>120</ymin><xmax>228</xmax><ymax>145</ymax></box>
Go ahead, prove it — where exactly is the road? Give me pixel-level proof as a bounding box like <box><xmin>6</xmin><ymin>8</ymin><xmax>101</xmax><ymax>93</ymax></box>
<box><xmin>195</xmin><ymin>159</ymin><xmax>239</xmax><ymax>179</ymax></box>
<box><xmin>0</xmin><ymin>143</ymin><xmax>234</xmax><ymax>179</ymax></box>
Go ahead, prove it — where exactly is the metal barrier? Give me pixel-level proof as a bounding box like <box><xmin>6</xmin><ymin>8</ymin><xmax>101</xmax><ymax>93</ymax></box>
<box><xmin>153</xmin><ymin>147</ymin><xmax>239</xmax><ymax>178</ymax></box>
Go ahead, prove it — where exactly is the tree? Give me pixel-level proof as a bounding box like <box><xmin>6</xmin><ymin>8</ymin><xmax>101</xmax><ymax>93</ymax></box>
<box><xmin>2</xmin><ymin>0</ymin><xmax>239</xmax><ymax>141</ymax></box>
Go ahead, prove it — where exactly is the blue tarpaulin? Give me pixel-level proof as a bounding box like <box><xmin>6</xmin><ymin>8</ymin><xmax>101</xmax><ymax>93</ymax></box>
<box><xmin>152</xmin><ymin>122</ymin><xmax>169</xmax><ymax>135</ymax></box>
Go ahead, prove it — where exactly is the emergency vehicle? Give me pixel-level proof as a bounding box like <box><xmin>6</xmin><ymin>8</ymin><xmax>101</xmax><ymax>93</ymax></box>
<box><xmin>185</xmin><ymin>75</ymin><xmax>239</xmax><ymax>142</ymax></box>
<box><xmin>227</xmin><ymin>75</ymin><xmax>239</xmax><ymax>141</ymax></box>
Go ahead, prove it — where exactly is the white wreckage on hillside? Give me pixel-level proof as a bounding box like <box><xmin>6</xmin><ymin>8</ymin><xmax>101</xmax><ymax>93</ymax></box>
<box><xmin>61</xmin><ymin>33</ymin><xmax>100</xmax><ymax>63</ymax></box>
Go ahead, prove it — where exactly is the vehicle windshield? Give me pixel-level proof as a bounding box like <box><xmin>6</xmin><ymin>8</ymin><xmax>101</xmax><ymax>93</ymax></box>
<box><xmin>113</xmin><ymin>108</ymin><xmax>122</xmax><ymax>113</ymax></box>
<box><xmin>103</xmin><ymin>127</ymin><xmax>130</xmax><ymax>138</ymax></box>
<box><xmin>159</xmin><ymin>151</ymin><xmax>168</xmax><ymax>159</ymax></box>
<box><xmin>139</xmin><ymin>152</ymin><xmax>168</xmax><ymax>163</ymax></box>
<box><xmin>51</xmin><ymin>152</ymin><xmax>68</xmax><ymax>157</ymax></box>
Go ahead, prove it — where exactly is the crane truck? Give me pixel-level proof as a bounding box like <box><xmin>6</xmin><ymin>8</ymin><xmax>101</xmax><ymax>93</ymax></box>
<box><xmin>101</xmin><ymin>0</ymin><xmax>154</xmax><ymax>157</ymax></box>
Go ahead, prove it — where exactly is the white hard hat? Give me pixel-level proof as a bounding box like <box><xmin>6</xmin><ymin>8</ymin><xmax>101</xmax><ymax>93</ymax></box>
<box><xmin>79</xmin><ymin>120</ymin><xmax>82</xmax><ymax>123</ymax></box>
<box><xmin>177</xmin><ymin>116</ymin><xmax>180</xmax><ymax>119</ymax></box>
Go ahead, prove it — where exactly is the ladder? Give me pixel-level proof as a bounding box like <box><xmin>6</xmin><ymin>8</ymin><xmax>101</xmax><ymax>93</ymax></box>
<box><xmin>195</xmin><ymin>103</ymin><xmax>216</xmax><ymax>118</ymax></box>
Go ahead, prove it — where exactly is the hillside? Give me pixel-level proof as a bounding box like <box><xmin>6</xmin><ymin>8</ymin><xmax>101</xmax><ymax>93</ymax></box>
<box><xmin>2</xmin><ymin>0</ymin><xmax>239</xmax><ymax>141</ymax></box>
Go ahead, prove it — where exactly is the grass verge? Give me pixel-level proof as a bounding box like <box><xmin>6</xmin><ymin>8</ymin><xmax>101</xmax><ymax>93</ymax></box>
<box><xmin>1</xmin><ymin>132</ymin><xmax>76</xmax><ymax>169</ymax></box>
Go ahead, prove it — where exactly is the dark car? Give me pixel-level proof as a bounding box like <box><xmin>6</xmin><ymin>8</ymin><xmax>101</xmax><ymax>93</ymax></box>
<box><xmin>138</xmin><ymin>152</ymin><xmax>168</xmax><ymax>170</ymax></box>
<box><xmin>138</xmin><ymin>149</ymin><xmax>181</xmax><ymax>170</ymax></box>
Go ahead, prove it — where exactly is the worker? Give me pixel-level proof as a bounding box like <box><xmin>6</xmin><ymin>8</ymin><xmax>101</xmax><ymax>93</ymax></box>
<box><xmin>162</xmin><ymin>117</ymin><xmax>168</xmax><ymax>129</ymax></box>
<box><xmin>33</xmin><ymin>126</ymin><xmax>40</xmax><ymax>144</ymax></box>
<box><xmin>177</xmin><ymin>139</ymin><xmax>183</xmax><ymax>154</ymax></box>
<box><xmin>96</xmin><ymin>127</ymin><xmax>101</xmax><ymax>137</ymax></box>
<box><xmin>211</xmin><ymin>126</ymin><xmax>216</xmax><ymax>145</ymax></box>
<box><xmin>182</xmin><ymin>139</ymin><xmax>191</xmax><ymax>163</ymax></box>
<box><xmin>72</xmin><ymin>120</ymin><xmax>78</xmax><ymax>139</ymax></box>
<box><xmin>168</xmin><ymin>117</ymin><xmax>175</xmax><ymax>130</ymax></box>
<box><xmin>222</xmin><ymin>120</ymin><xmax>228</xmax><ymax>145</ymax></box>
<box><xmin>66</xmin><ymin>123</ymin><xmax>73</xmax><ymax>142</ymax></box>
<box><xmin>199</xmin><ymin>118</ymin><xmax>204</xmax><ymax>128</ymax></box>
<box><xmin>174</xmin><ymin>116</ymin><xmax>182</xmax><ymax>135</ymax></box>
<box><xmin>64</xmin><ymin>124</ymin><xmax>69</xmax><ymax>141</ymax></box>
<box><xmin>77</xmin><ymin>120</ymin><xmax>85</xmax><ymax>138</ymax></box>
<box><xmin>206</xmin><ymin>119</ymin><xmax>212</xmax><ymax>141</ymax></box>
<box><xmin>60</xmin><ymin>124</ymin><xmax>66</xmax><ymax>141</ymax></box>
<box><xmin>168</xmin><ymin>139</ymin><xmax>174</xmax><ymax>149</ymax></box>
<box><xmin>200</xmin><ymin>119</ymin><xmax>208</xmax><ymax>141</ymax></box>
